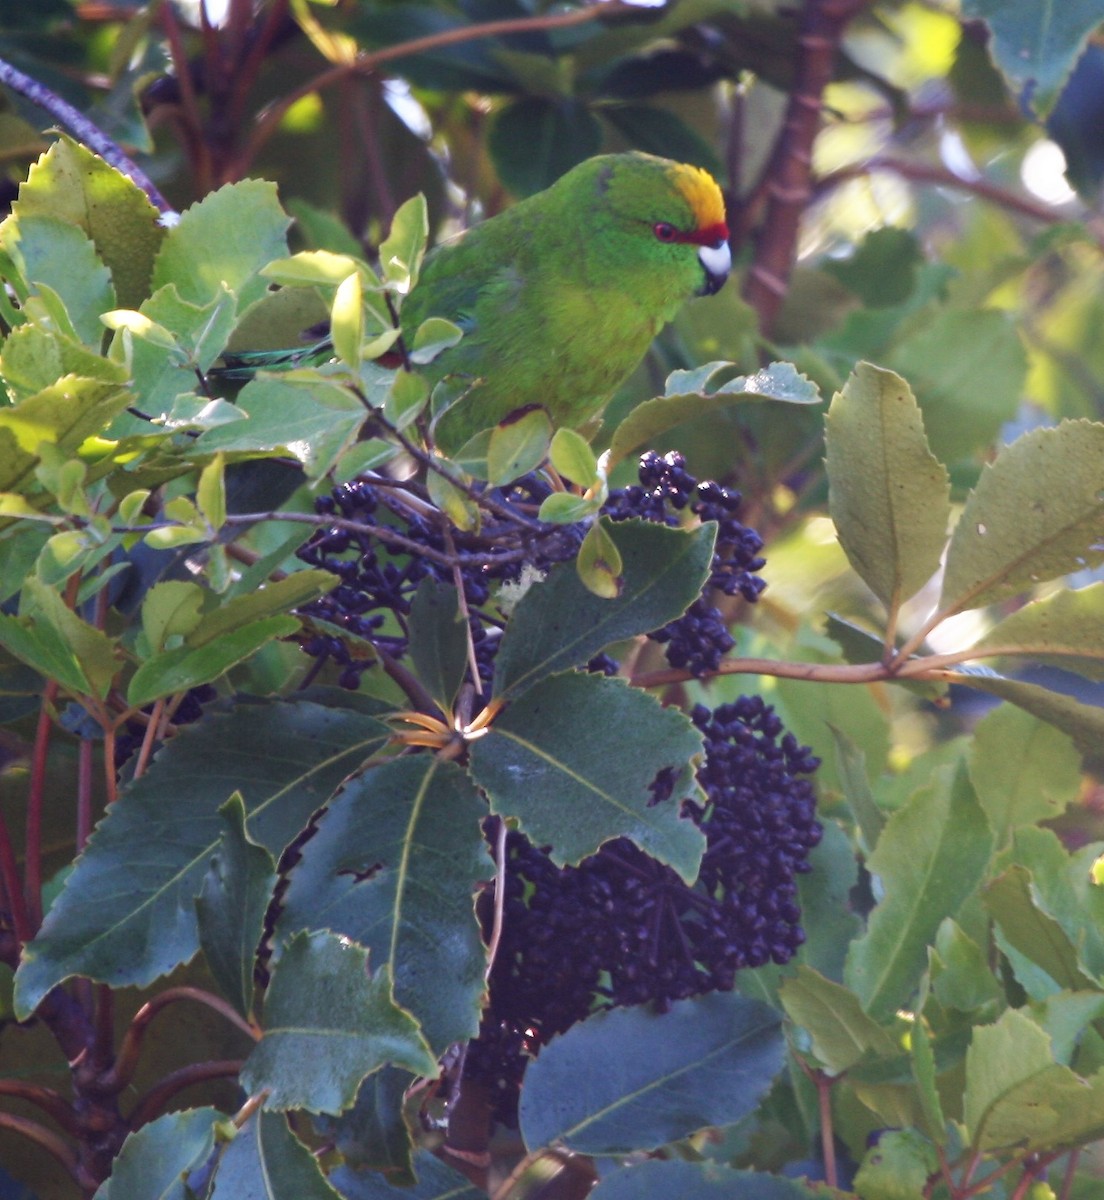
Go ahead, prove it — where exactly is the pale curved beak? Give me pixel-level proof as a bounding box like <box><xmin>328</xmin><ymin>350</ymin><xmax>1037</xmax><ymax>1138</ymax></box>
<box><xmin>698</xmin><ymin>238</ymin><xmax>732</xmax><ymax>296</ymax></box>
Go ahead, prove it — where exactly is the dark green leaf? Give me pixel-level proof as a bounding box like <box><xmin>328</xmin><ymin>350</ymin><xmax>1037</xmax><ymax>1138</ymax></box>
<box><xmin>488</xmin><ymin>98</ymin><xmax>602</xmax><ymax>197</ymax></box>
<box><xmin>275</xmin><ymin>756</ymin><xmax>492</xmax><ymax>1053</ymax></box>
<box><xmin>91</xmin><ymin>1108</ymin><xmax>222</xmax><ymax>1200</ymax></box>
<box><xmin>494</xmin><ymin>519</ymin><xmax>714</xmax><ymax>698</ymax></box>
<box><xmin>315</xmin><ymin>1069</ymin><xmax>416</xmax><ymax>1183</ymax></box>
<box><xmin>210</xmin><ymin>1111</ymin><xmax>342</xmax><ymax>1199</ymax></box>
<box><xmin>241</xmin><ymin>931</ymin><xmax>436</xmax><ymax>1114</ymax></box>
<box><xmin>608</xmin><ymin>361</ymin><xmax>819</xmax><ymax>470</ymax></box>
<box><xmin>601</xmin><ymin>103</ymin><xmax>721</xmax><ymax>175</ymax></box>
<box><xmin>520</xmin><ymin>993</ymin><xmax>784</xmax><ymax>1155</ymax></box>
<box><xmin>590</xmin><ymin>1161</ymin><xmax>818</xmax><ymax>1200</ymax></box>
<box><xmin>331</xmin><ymin>1149</ymin><xmax>483</xmax><ymax>1199</ymax></box>
<box><xmin>471</xmin><ymin>672</ymin><xmax>705</xmax><ymax>881</ymax></box>
<box><xmin>407</xmin><ymin>579</ymin><xmax>470</xmax><ymax>714</ymax></box>
<box><xmin>196</xmin><ymin>794</ymin><xmax>277</xmax><ymax>1019</ymax></box>
<box><xmin>961</xmin><ymin>0</ymin><xmax>1104</xmax><ymax>116</ymax></box>
<box><xmin>13</xmin><ymin>700</ymin><xmax>391</xmax><ymax>1017</ymax></box>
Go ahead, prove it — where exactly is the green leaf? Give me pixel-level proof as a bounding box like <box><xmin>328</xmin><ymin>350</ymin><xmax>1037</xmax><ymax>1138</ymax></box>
<box><xmin>262</xmin><ymin>249</ymin><xmax>362</xmax><ymax>286</ymax></box>
<box><xmin>91</xmin><ymin>1107</ymin><xmax>222</xmax><ymax>1200</ymax></box>
<box><xmin>409</xmin><ymin>316</ymin><xmax>463</xmax><ymax>365</ymax></box>
<box><xmin>315</xmin><ymin>1069</ymin><xmax>416</xmax><ymax>1184</ymax></box>
<box><xmin>930</xmin><ymin>920</ymin><xmax>1003</xmax><ymax>1016</ymax></box>
<box><xmin>486</xmin><ymin>407</ymin><xmax>552</xmax><ymax>486</ymax></box>
<box><xmin>910</xmin><ymin>1020</ymin><xmax>946</xmax><ymax>1144</ymax></box>
<box><xmin>825</xmin><ymin>363</ymin><xmax>950</xmax><ymax>612</ymax></box>
<box><xmin>210</xmin><ymin>1111</ymin><xmax>342</xmax><ymax>1199</ymax></box>
<box><xmin>331</xmin><ymin>1149</ymin><xmax>482</xmax><ymax>1199</ymax></box>
<box><xmin>968</xmin><ymin>704</ymin><xmax>1081</xmax><ymax>845</ymax></box>
<box><xmin>853</xmin><ymin>1129</ymin><xmax>939</xmax><ymax>1200</ymax></box>
<box><xmin>196</xmin><ymin>794</ymin><xmax>277</xmax><ymax>1019</ymax></box>
<box><xmin>973</xmin><ymin>582</ymin><xmax>1104</xmax><ymax>681</ymax></box>
<box><xmin>537</xmin><ymin>492</ymin><xmax>602</xmax><ymax>524</ymax></box>
<box><xmin>956</xmin><ymin>671</ymin><xmax>1104</xmax><ymax>761</ymax></box>
<box><xmin>332</xmin><ymin>269</ymin><xmax>366</xmax><ymax>370</ymax></box>
<box><xmin>16</xmin><ymin>135</ymin><xmax>164</xmax><ymax>309</ymax></box>
<box><xmin>940</xmin><ymin>421</ymin><xmax>1104</xmax><ymax>615</ymax></box>
<box><xmin>965</xmin><ymin>1009</ymin><xmax>1079</xmax><ymax>1151</ymax></box>
<box><xmin>0</xmin><ymin>320</ymin><xmax>128</xmax><ymax>402</ymax></box>
<box><xmin>274</xmin><ymin>756</ymin><xmax>493</xmax><ymax>1053</ymax></box>
<box><xmin>407</xmin><ymin>578</ymin><xmax>469</xmax><ymax>715</ymax></box>
<box><xmin>197</xmin><ymin>374</ymin><xmax>367</xmax><ymax>479</ymax></box>
<box><xmin>961</xmin><ymin>0</ymin><xmax>1104</xmax><ymax>116</ymax></box>
<box><xmin>888</xmin><ymin>308</ymin><xmax>1025</xmax><ymax>462</ymax></box>
<box><xmin>470</xmin><ymin>672</ymin><xmax>705</xmax><ymax>881</ymax></box>
<box><xmin>519</xmin><ymin>993</ymin><xmax>784</xmax><ymax>1154</ymax></box>
<box><xmin>378</xmin><ymin>193</ymin><xmax>428</xmax><ymax>294</ymax></box>
<box><xmin>983</xmin><ymin>865</ymin><xmax>1094</xmax><ymax>996</ymax></box>
<box><xmin>844</xmin><ymin>764</ymin><xmax>994</xmax><ymax>1020</ymax></box>
<box><xmin>576</xmin><ymin>520</ymin><xmax>623</xmax><ymax>598</ymax></box>
<box><xmin>829</xmin><ymin>723</ymin><xmax>885</xmax><ymax>853</ymax></box>
<box><xmin>780</xmin><ymin>966</ymin><xmax>898</xmax><ymax>1074</ymax></box>
<box><xmin>426</xmin><ymin>462</ymin><xmax>479</xmax><ymax>532</ymax></box>
<box><xmin>608</xmin><ymin>361</ymin><xmax>820</xmax><ymax>470</ymax></box>
<box><xmin>0</xmin><ymin>374</ymin><xmax>133</xmax><ymax>461</ymax></box>
<box><xmin>151</xmin><ymin>178</ymin><xmax>291</xmax><ymax>311</ymax></box>
<box><xmin>139</xmin><ymin>580</ymin><xmax>205</xmax><ymax>653</ymax></box>
<box><xmin>590</xmin><ymin>1162</ymin><xmax>818</xmax><ymax>1200</ymax></box>
<box><xmin>127</xmin><ymin>614</ymin><xmax>299</xmax><ymax>707</ymax></box>
<box><xmin>19</xmin><ymin>576</ymin><xmax>119</xmax><ymax>698</ymax></box>
<box><xmin>488</xmin><ymin>97</ymin><xmax>602</xmax><ymax>197</ymax></box>
<box><xmin>13</xmin><ymin>700</ymin><xmax>391</xmax><ymax>1017</ymax></box>
<box><xmin>241</xmin><ymin>931</ymin><xmax>436</xmax><ymax>1114</ymax></box>
<box><xmin>550</xmin><ymin>427</ymin><xmax>599</xmax><ymax>488</ymax></box>
<box><xmin>383</xmin><ymin>368</ymin><xmax>431</xmax><ymax>431</ymax></box>
<box><xmin>601</xmin><ymin>103</ymin><xmax>721</xmax><ymax>177</ymax></box>
<box><xmin>4</xmin><ymin>212</ymin><xmax>115</xmax><ymax>345</ymax></box>
<box><xmin>494</xmin><ymin>519</ymin><xmax>714</xmax><ymax>698</ymax></box>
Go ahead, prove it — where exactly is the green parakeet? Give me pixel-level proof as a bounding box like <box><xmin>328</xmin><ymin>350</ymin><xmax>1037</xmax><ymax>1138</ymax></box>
<box><xmin>406</xmin><ymin>152</ymin><xmax>731</xmax><ymax>450</ymax></box>
<box><xmin>220</xmin><ymin>152</ymin><xmax>731</xmax><ymax>452</ymax></box>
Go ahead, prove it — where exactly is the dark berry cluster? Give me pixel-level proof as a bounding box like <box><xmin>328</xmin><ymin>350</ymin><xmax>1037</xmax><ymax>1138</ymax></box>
<box><xmin>295</xmin><ymin>451</ymin><xmax>762</xmax><ymax>688</ymax></box>
<box><xmin>467</xmin><ymin>694</ymin><xmax>821</xmax><ymax>1124</ymax></box>
<box><xmin>608</xmin><ymin>452</ymin><xmax>766</xmax><ymax>675</ymax></box>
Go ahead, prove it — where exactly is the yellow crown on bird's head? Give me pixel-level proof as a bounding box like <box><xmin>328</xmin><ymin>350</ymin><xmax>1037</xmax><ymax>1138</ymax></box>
<box><xmin>666</xmin><ymin>161</ymin><xmax>726</xmax><ymax>233</ymax></box>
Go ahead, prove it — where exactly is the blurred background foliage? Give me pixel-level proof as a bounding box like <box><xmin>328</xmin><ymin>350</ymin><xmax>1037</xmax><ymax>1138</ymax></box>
<box><xmin>3</xmin><ymin>0</ymin><xmax>1104</xmax><ymax>1193</ymax></box>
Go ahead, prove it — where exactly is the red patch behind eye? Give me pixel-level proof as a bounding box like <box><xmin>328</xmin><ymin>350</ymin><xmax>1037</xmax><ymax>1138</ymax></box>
<box><xmin>653</xmin><ymin>220</ymin><xmax>730</xmax><ymax>247</ymax></box>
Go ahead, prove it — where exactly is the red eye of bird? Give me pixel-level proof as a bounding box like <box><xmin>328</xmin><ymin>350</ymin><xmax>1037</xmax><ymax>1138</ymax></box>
<box><xmin>653</xmin><ymin>222</ymin><xmax>678</xmax><ymax>242</ymax></box>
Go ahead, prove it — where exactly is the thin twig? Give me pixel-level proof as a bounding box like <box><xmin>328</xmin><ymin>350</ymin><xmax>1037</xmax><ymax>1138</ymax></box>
<box><xmin>243</xmin><ymin>2</ymin><xmax>639</xmax><ymax>168</ymax></box>
<box><xmin>484</xmin><ymin>817</ymin><xmax>508</xmax><ymax>984</ymax></box>
<box><xmin>0</xmin><ymin>1111</ymin><xmax>81</xmax><ymax>1180</ymax></box>
<box><xmin>104</xmin><ymin>986</ymin><xmax>258</xmax><ymax>1094</ymax></box>
<box><xmin>127</xmin><ymin>1060</ymin><xmax>245</xmax><ymax>1130</ymax></box>
<box><xmin>0</xmin><ymin>55</ymin><xmax>174</xmax><ymax>213</ymax></box>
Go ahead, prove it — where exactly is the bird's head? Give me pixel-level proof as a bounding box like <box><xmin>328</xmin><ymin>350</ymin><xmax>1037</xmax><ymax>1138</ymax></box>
<box><xmin>597</xmin><ymin>153</ymin><xmax>732</xmax><ymax>298</ymax></box>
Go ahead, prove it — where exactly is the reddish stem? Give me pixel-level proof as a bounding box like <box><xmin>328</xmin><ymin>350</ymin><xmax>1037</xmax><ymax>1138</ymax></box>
<box><xmin>24</xmin><ymin>678</ymin><xmax>59</xmax><ymax>931</ymax></box>
<box><xmin>0</xmin><ymin>1111</ymin><xmax>81</xmax><ymax>1182</ymax></box>
<box><xmin>742</xmin><ymin>0</ymin><xmax>873</xmax><ymax>335</ymax></box>
<box><xmin>0</xmin><ymin>799</ymin><xmax>31</xmax><ymax>944</ymax></box>
<box><xmin>0</xmin><ymin>1080</ymin><xmax>82</xmax><ymax>1136</ymax></box>
<box><xmin>127</xmin><ymin>1060</ymin><xmax>244</xmax><ymax>1130</ymax></box>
